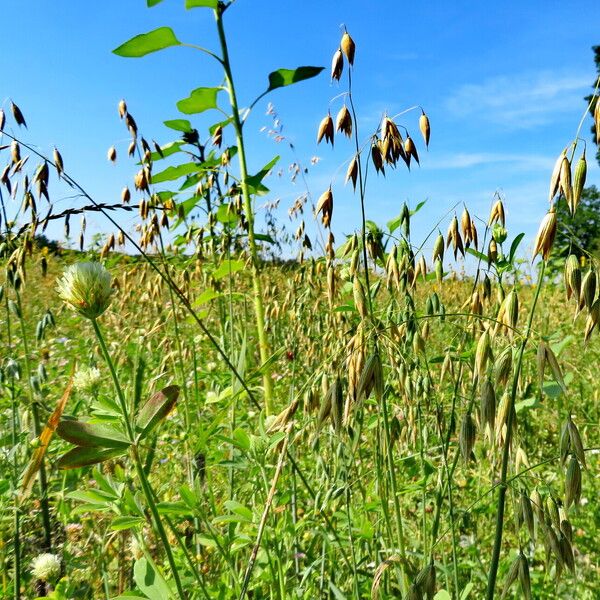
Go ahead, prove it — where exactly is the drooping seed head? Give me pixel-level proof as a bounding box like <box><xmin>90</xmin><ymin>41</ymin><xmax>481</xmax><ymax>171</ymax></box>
<box><xmin>340</xmin><ymin>31</ymin><xmax>356</xmax><ymax>65</ymax></box>
<box><xmin>532</xmin><ymin>207</ymin><xmax>557</xmax><ymax>261</ymax></box>
<box><xmin>331</xmin><ymin>48</ymin><xmax>344</xmax><ymax>81</ymax></box>
<box><xmin>419</xmin><ymin>110</ymin><xmax>430</xmax><ymax>148</ymax></box>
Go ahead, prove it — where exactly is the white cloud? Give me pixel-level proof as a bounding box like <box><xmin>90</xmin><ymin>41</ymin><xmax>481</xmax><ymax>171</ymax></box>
<box><xmin>425</xmin><ymin>152</ymin><xmax>555</xmax><ymax>170</ymax></box>
<box><xmin>446</xmin><ymin>71</ymin><xmax>591</xmax><ymax>129</ymax></box>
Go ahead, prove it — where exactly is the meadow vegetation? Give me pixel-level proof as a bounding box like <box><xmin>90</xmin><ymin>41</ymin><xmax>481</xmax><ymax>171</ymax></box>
<box><xmin>1</xmin><ymin>2</ymin><xmax>600</xmax><ymax>599</ymax></box>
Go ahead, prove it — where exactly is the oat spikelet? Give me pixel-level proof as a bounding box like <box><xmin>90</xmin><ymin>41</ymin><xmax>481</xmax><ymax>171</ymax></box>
<box><xmin>118</xmin><ymin>99</ymin><xmax>128</xmax><ymax>119</ymax></box>
<box><xmin>315</xmin><ymin>187</ymin><xmax>333</xmax><ymax>227</ymax></box>
<box><xmin>107</xmin><ymin>146</ymin><xmax>117</xmax><ymax>162</ymax></box>
<box><xmin>335</xmin><ymin>105</ymin><xmax>352</xmax><ymax>137</ymax></box>
<box><xmin>341</xmin><ymin>31</ymin><xmax>356</xmax><ymax>65</ymax></box>
<box><xmin>419</xmin><ymin>110</ymin><xmax>430</xmax><ymax>148</ymax></box>
<box><xmin>572</xmin><ymin>150</ymin><xmax>587</xmax><ymax>215</ymax></box>
<box><xmin>532</xmin><ymin>207</ymin><xmax>557</xmax><ymax>261</ymax></box>
<box><xmin>489</xmin><ymin>198</ymin><xmax>505</xmax><ymax>226</ymax></box>
<box><xmin>345</xmin><ymin>155</ymin><xmax>359</xmax><ymax>189</ymax></box>
<box><xmin>549</xmin><ymin>150</ymin><xmax>565</xmax><ymax>202</ymax></box>
<box><xmin>317</xmin><ymin>113</ymin><xmax>334</xmax><ymax>146</ymax></box>
<box><xmin>331</xmin><ymin>48</ymin><xmax>343</xmax><ymax>81</ymax></box>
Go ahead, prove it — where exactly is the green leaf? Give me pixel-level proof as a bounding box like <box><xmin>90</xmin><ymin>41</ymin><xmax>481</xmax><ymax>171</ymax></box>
<box><xmin>113</xmin><ymin>27</ymin><xmax>180</xmax><ymax>58</ymax></box>
<box><xmin>56</xmin><ymin>420</ymin><xmax>130</xmax><ymax>449</ymax></box>
<box><xmin>216</xmin><ymin>203</ymin><xmax>240</xmax><ymax>226</ymax></box>
<box><xmin>57</xmin><ymin>446</ymin><xmax>126</xmax><ymax>470</ymax></box>
<box><xmin>135</xmin><ymin>385</ymin><xmax>180</xmax><ymax>440</ymax></box>
<box><xmin>212</xmin><ymin>259</ymin><xmax>245</xmax><ymax>280</ymax></box>
<box><xmin>164</xmin><ymin>119</ymin><xmax>193</xmax><ymax>133</ymax></box>
<box><xmin>133</xmin><ymin>558</ymin><xmax>172</xmax><ymax>600</ymax></box>
<box><xmin>177</xmin><ymin>87</ymin><xmax>220</xmax><ymax>114</ymax></box>
<box><xmin>267</xmin><ymin>66</ymin><xmax>324</xmax><ymax>92</ymax></box>
<box><xmin>466</xmin><ymin>247</ymin><xmax>488</xmax><ymax>263</ymax></box>
<box><xmin>151</xmin><ymin>162</ymin><xmax>199</xmax><ymax>184</ymax></box>
<box><xmin>459</xmin><ymin>583</ymin><xmax>474</xmax><ymax>600</ymax></box>
<box><xmin>146</xmin><ymin>141</ymin><xmax>184</xmax><ymax>162</ymax></box>
<box><xmin>245</xmin><ymin>155</ymin><xmax>279</xmax><ymax>195</ymax></box>
<box><xmin>185</xmin><ymin>0</ymin><xmax>217</xmax><ymax>7</ymax></box>
<box><xmin>410</xmin><ymin>199</ymin><xmax>427</xmax><ymax>216</ymax></box>
<box><xmin>147</xmin><ymin>0</ymin><xmax>164</xmax><ymax>6</ymax></box>
<box><xmin>434</xmin><ymin>591</ymin><xmax>452</xmax><ymax>600</ymax></box>
<box><xmin>111</xmin><ymin>516</ymin><xmax>145</xmax><ymax>531</ymax></box>
<box><xmin>509</xmin><ymin>232</ymin><xmax>525</xmax><ymax>264</ymax></box>
<box><xmin>387</xmin><ymin>214</ymin><xmax>402</xmax><ymax>234</ymax></box>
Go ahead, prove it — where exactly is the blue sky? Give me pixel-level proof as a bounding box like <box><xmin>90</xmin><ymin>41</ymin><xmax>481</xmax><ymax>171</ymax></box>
<box><xmin>1</xmin><ymin>0</ymin><xmax>599</xmax><ymax>260</ymax></box>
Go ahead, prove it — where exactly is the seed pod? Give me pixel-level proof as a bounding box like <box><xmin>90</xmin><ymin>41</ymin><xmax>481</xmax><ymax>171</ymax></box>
<box><xmin>371</xmin><ymin>142</ymin><xmax>384</xmax><ymax>174</ymax></box>
<box><xmin>121</xmin><ymin>186</ymin><xmax>131</xmax><ymax>204</ymax></box>
<box><xmin>118</xmin><ymin>99</ymin><xmax>127</xmax><ymax>119</ymax></box>
<box><xmin>11</xmin><ymin>101</ymin><xmax>27</xmax><ymax>127</ymax></box>
<box><xmin>345</xmin><ymin>155</ymin><xmax>358</xmax><ymax>189</ymax></box>
<box><xmin>544</xmin><ymin>344</ymin><xmax>566</xmax><ymax>395</ymax></box>
<box><xmin>432</xmin><ymin>233</ymin><xmax>444</xmax><ymax>263</ymax></box>
<box><xmin>126</xmin><ymin>113</ymin><xmax>138</xmax><ymax>137</ymax></box>
<box><xmin>595</xmin><ymin>96</ymin><xmax>600</xmax><ymax>143</ymax></box>
<box><xmin>435</xmin><ymin>258</ymin><xmax>443</xmax><ymax>283</ymax></box>
<box><xmin>564</xmin><ymin>253</ymin><xmax>581</xmax><ymax>302</ymax></box>
<box><xmin>335</xmin><ymin>105</ymin><xmax>352</xmax><ymax>137</ymax></box>
<box><xmin>501</xmin><ymin>553</ymin><xmax>521</xmax><ymax>599</ymax></box>
<box><xmin>567</xmin><ymin>417</ymin><xmax>586</xmax><ymax>468</ymax></box>
<box><xmin>107</xmin><ymin>146</ymin><xmax>117</xmax><ymax>162</ymax></box>
<box><xmin>419</xmin><ymin>110</ymin><xmax>430</xmax><ymax>148</ymax></box>
<box><xmin>331</xmin><ymin>48</ymin><xmax>343</xmax><ymax>81</ymax></box>
<box><xmin>530</xmin><ymin>488</ymin><xmax>544</xmax><ymax>524</ymax></box>
<box><xmin>480</xmin><ymin>378</ymin><xmax>496</xmax><ymax>436</ymax></box>
<box><xmin>536</xmin><ymin>341</ymin><xmax>547</xmax><ymax>389</ymax></box>
<box><xmin>475</xmin><ymin>330</ymin><xmax>492</xmax><ymax>379</ymax></box>
<box><xmin>546</xmin><ymin>495</ymin><xmax>561</xmax><ymax>530</ymax></box>
<box><xmin>489</xmin><ymin>198</ymin><xmax>506</xmax><ymax>226</ymax></box>
<box><xmin>581</xmin><ymin>269</ymin><xmax>596</xmax><ymax>311</ymax></box>
<box><xmin>520</xmin><ymin>490</ymin><xmax>535</xmax><ymax>541</ymax></box>
<box><xmin>316</xmin><ymin>187</ymin><xmax>333</xmax><ymax>227</ymax></box>
<box><xmin>494</xmin><ymin>346</ymin><xmax>512</xmax><ymax>386</ymax></box>
<box><xmin>340</xmin><ymin>31</ymin><xmax>355</xmax><ymax>65</ymax></box>
<box><xmin>572</xmin><ymin>151</ymin><xmax>587</xmax><ymax>214</ymax></box>
<box><xmin>487</xmin><ymin>239</ymin><xmax>497</xmax><ymax>265</ymax></box>
<box><xmin>459</xmin><ymin>412</ymin><xmax>476</xmax><ymax>462</ymax></box>
<box><xmin>404</xmin><ymin>136</ymin><xmax>419</xmax><ymax>165</ymax></box>
<box><xmin>317</xmin><ymin>113</ymin><xmax>334</xmax><ymax>146</ymax></box>
<box><xmin>517</xmin><ymin>553</ymin><xmax>532</xmax><ymax>600</ymax></box>
<box><xmin>353</xmin><ymin>276</ymin><xmax>368</xmax><ymax>319</ymax></box>
<box><xmin>0</xmin><ymin>109</ymin><xmax>4</xmax><ymax>131</ymax></box>
<box><xmin>565</xmin><ymin>456</ymin><xmax>581</xmax><ymax>508</ymax></box>
<box><xmin>559</xmin><ymin>419</ymin><xmax>571</xmax><ymax>467</ymax></box>
<box><xmin>532</xmin><ymin>207</ymin><xmax>557</xmax><ymax>260</ymax></box>
<box><xmin>559</xmin><ymin>533</ymin><xmax>575</xmax><ymax>572</ymax></box>
<box><xmin>584</xmin><ymin>298</ymin><xmax>600</xmax><ymax>342</ymax></box>
<box><xmin>559</xmin><ymin>154</ymin><xmax>573</xmax><ymax>210</ymax></box>
<box><xmin>414</xmin><ymin>561</ymin><xmax>436</xmax><ymax>600</ymax></box>
<box><xmin>549</xmin><ymin>150</ymin><xmax>565</xmax><ymax>202</ymax></box>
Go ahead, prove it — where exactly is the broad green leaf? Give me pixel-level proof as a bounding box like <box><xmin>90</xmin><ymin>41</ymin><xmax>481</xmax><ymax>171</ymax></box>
<box><xmin>459</xmin><ymin>583</ymin><xmax>474</xmax><ymax>600</ymax></box>
<box><xmin>147</xmin><ymin>0</ymin><xmax>164</xmax><ymax>6</ymax></box>
<box><xmin>253</xmin><ymin>233</ymin><xmax>275</xmax><ymax>244</ymax></box>
<box><xmin>212</xmin><ymin>259</ymin><xmax>245</xmax><ymax>280</ymax></box>
<box><xmin>146</xmin><ymin>141</ymin><xmax>184</xmax><ymax>162</ymax></box>
<box><xmin>185</xmin><ymin>0</ymin><xmax>217</xmax><ymax>7</ymax></box>
<box><xmin>194</xmin><ymin>289</ymin><xmax>220</xmax><ymax>307</ymax></box>
<box><xmin>135</xmin><ymin>385</ymin><xmax>180</xmax><ymax>440</ymax></box>
<box><xmin>164</xmin><ymin>119</ymin><xmax>193</xmax><ymax>133</ymax></box>
<box><xmin>223</xmin><ymin>500</ymin><xmax>253</xmax><ymax>521</ymax></box>
<box><xmin>151</xmin><ymin>162</ymin><xmax>199</xmax><ymax>184</ymax></box>
<box><xmin>177</xmin><ymin>87</ymin><xmax>220</xmax><ymax>114</ymax></box>
<box><xmin>56</xmin><ymin>420</ymin><xmax>130</xmax><ymax>449</ymax></box>
<box><xmin>232</xmin><ymin>428</ymin><xmax>251</xmax><ymax>451</ymax></box>
<box><xmin>387</xmin><ymin>214</ymin><xmax>402</xmax><ymax>233</ymax></box>
<box><xmin>245</xmin><ymin>155</ymin><xmax>279</xmax><ymax>195</ymax></box>
<box><xmin>111</xmin><ymin>516</ymin><xmax>144</xmax><ymax>531</ymax></box>
<box><xmin>133</xmin><ymin>558</ymin><xmax>172</xmax><ymax>600</ymax></box>
<box><xmin>57</xmin><ymin>446</ymin><xmax>126</xmax><ymax>470</ymax></box>
<box><xmin>267</xmin><ymin>66</ymin><xmax>324</xmax><ymax>91</ymax></box>
<box><xmin>434</xmin><ymin>591</ymin><xmax>452</xmax><ymax>600</ymax></box>
<box><xmin>67</xmin><ymin>489</ymin><xmax>117</xmax><ymax>504</ymax></box>
<box><xmin>113</xmin><ymin>27</ymin><xmax>180</xmax><ymax>58</ymax></box>
<box><xmin>466</xmin><ymin>247</ymin><xmax>488</xmax><ymax>263</ymax></box>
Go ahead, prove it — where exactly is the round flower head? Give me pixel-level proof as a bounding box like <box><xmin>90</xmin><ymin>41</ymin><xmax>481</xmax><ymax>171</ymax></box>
<box><xmin>57</xmin><ymin>262</ymin><xmax>113</xmax><ymax>320</ymax></box>
<box><xmin>30</xmin><ymin>553</ymin><xmax>61</xmax><ymax>582</ymax></box>
<box><xmin>73</xmin><ymin>365</ymin><xmax>102</xmax><ymax>392</ymax></box>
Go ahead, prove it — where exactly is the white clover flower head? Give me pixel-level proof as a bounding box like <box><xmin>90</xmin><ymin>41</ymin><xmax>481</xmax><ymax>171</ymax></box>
<box><xmin>30</xmin><ymin>553</ymin><xmax>61</xmax><ymax>582</ymax></box>
<box><xmin>57</xmin><ymin>262</ymin><xmax>113</xmax><ymax>320</ymax></box>
<box><xmin>73</xmin><ymin>365</ymin><xmax>102</xmax><ymax>392</ymax></box>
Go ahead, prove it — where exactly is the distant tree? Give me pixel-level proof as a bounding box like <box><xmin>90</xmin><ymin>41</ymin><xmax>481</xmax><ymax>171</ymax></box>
<box><xmin>549</xmin><ymin>186</ymin><xmax>600</xmax><ymax>274</ymax></box>
<box><xmin>583</xmin><ymin>45</ymin><xmax>600</xmax><ymax>166</ymax></box>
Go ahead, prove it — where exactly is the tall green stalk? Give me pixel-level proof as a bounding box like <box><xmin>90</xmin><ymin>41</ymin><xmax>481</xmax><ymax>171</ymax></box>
<box><xmin>485</xmin><ymin>261</ymin><xmax>546</xmax><ymax>599</ymax></box>
<box><xmin>90</xmin><ymin>318</ymin><xmax>187</xmax><ymax>600</ymax></box>
<box><xmin>214</xmin><ymin>5</ymin><xmax>274</xmax><ymax>415</ymax></box>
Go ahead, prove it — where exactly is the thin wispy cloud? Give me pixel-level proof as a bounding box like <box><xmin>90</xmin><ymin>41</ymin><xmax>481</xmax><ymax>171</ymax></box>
<box><xmin>446</xmin><ymin>71</ymin><xmax>591</xmax><ymax>129</ymax></box>
<box><xmin>425</xmin><ymin>152</ymin><xmax>555</xmax><ymax>170</ymax></box>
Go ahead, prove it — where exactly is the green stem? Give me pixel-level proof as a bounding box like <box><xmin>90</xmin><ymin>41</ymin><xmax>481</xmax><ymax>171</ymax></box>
<box><xmin>214</xmin><ymin>4</ymin><xmax>274</xmax><ymax>415</ymax></box>
<box><xmin>91</xmin><ymin>318</ymin><xmax>187</xmax><ymax>600</ymax></box>
<box><xmin>485</xmin><ymin>261</ymin><xmax>545</xmax><ymax>600</ymax></box>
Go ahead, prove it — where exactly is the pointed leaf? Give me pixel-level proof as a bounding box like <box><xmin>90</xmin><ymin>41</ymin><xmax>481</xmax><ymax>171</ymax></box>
<box><xmin>136</xmin><ymin>385</ymin><xmax>180</xmax><ymax>440</ymax></box>
<box><xmin>113</xmin><ymin>27</ymin><xmax>180</xmax><ymax>58</ymax></box>
<box><xmin>177</xmin><ymin>87</ymin><xmax>220</xmax><ymax>114</ymax></box>
<box><xmin>57</xmin><ymin>446</ymin><xmax>126</xmax><ymax>470</ymax></box>
<box><xmin>147</xmin><ymin>0</ymin><xmax>165</xmax><ymax>5</ymax></box>
<box><xmin>56</xmin><ymin>419</ymin><xmax>131</xmax><ymax>449</ymax></box>
<box><xmin>185</xmin><ymin>0</ymin><xmax>217</xmax><ymax>7</ymax></box>
<box><xmin>151</xmin><ymin>162</ymin><xmax>200</xmax><ymax>184</ymax></box>
<box><xmin>267</xmin><ymin>66</ymin><xmax>324</xmax><ymax>92</ymax></box>
<box><xmin>164</xmin><ymin>119</ymin><xmax>193</xmax><ymax>133</ymax></box>
<box><xmin>509</xmin><ymin>233</ymin><xmax>525</xmax><ymax>264</ymax></box>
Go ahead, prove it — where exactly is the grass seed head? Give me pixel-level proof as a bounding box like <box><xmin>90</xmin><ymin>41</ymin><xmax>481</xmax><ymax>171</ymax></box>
<box><xmin>317</xmin><ymin>113</ymin><xmax>334</xmax><ymax>146</ymax></box>
<box><xmin>335</xmin><ymin>105</ymin><xmax>352</xmax><ymax>137</ymax></box>
<box><xmin>572</xmin><ymin>150</ymin><xmax>587</xmax><ymax>214</ymax></box>
<box><xmin>549</xmin><ymin>150</ymin><xmax>565</xmax><ymax>202</ymax></box>
<box><xmin>331</xmin><ymin>48</ymin><xmax>344</xmax><ymax>81</ymax></box>
<box><xmin>340</xmin><ymin>31</ymin><xmax>355</xmax><ymax>65</ymax></box>
<box><xmin>565</xmin><ymin>456</ymin><xmax>582</xmax><ymax>508</ymax></box>
<box><xmin>419</xmin><ymin>110</ymin><xmax>430</xmax><ymax>148</ymax></box>
<box><xmin>345</xmin><ymin>155</ymin><xmax>359</xmax><ymax>189</ymax></box>
<box><xmin>532</xmin><ymin>207</ymin><xmax>557</xmax><ymax>261</ymax></box>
